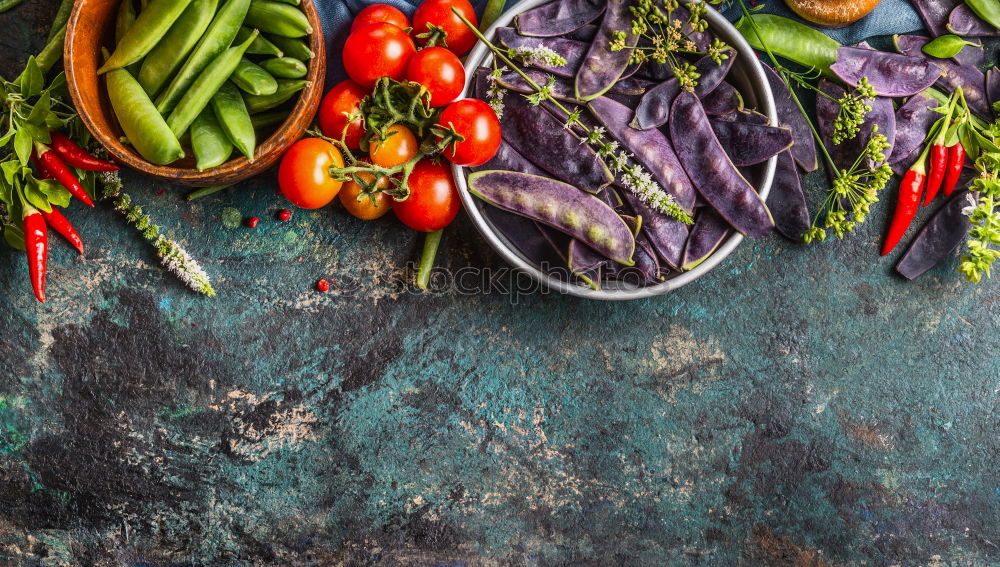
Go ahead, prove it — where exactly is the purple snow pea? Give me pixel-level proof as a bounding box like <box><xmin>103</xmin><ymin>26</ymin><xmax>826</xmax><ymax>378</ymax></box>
<box><xmin>482</xmin><ymin>205</ymin><xmax>566</xmax><ymax>268</ymax></box>
<box><xmin>761</xmin><ymin>62</ymin><xmax>817</xmax><ymax>172</ymax></box>
<box><xmin>894</xmin><ymin>33</ymin><xmax>983</xmax><ymax>67</ymax></box>
<box><xmin>767</xmin><ymin>152</ymin><xmax>811</xmax><ymax>242</ymax></box>
<box><xmin>701</xmin><ymin>82</ymin><xmax>744</xmax><ymax>116</ymax></box>
<box><xmin>912</xmin><ymin>0</ymin><xmax>959</xmax><ymax>36</ymax></box>
<box><xmin>816</xmin><ymin>80</ymin><xmax>896</xmax><ymax>170</ymax></box>
<box><xmin>897</xmin><ymin>190</ymin><xmax>972</xmax><ymax>279</ymax></box>
<box><xmin>947</xmin><ymin>3</ymin><xmax>1000</xmax><ymax>37</ymax></box>
<box><xmin>516</xmin><ymin>0</ymin><xmax>606</xmax><ymax>38</ymax></box>
<box><xmin>889</xmin><ymin>94</ymin><xmax>938</xmax><ymax>165</ymax></box>
<box><xmin>630</xmin><ymin>51</ymin><xmax>735</xmax><ymax>130</ymax></box>
<box><xmin>681</xmin><ymin>209</ymin><xmax>732</xmax><ymax>270</ymax></box>
<box><xmin>709</xmin><ymin>120</ymin><xmax>793</xmax><ymax>167</ymax></box>
<box><xmin>830</xmin><ymin>47</ymin><xmax>941</xmax><ymax>98</ymax></box>
<box><xmin>894</xmin><ymin>35</ymin><xmax>990</xmax><ymax>117</ymax></box>
<box><xmin>576</xmin><ymin>0</ymin><xmax>638</xmax><ymax>100</ymax></box>
<box><xmin>988</xmin><ymin>68</ymin><xmax>1000</xmax><ymax>117</ymax></box>
<box><xmin>620</xmin><ymin>189</ymin><xmax>689</xmax><ymax>269</ymax></box>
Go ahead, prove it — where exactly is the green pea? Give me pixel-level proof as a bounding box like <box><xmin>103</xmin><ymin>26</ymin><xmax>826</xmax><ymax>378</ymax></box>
<box><xmin>155</xmin><ymin>0</ymin><xmax>252</xmax><ymax>115</ymax></box>
<box><xmin>211</xmin><ymin>82</ymin><xmax>257</xmax><ymax>161</ymax></box>
<box><xmin>243</xmin><ymin>79</ymin><xmax>308</xmax><ymax>114</ymax></box>
<box><xmin>191</xmin><ymin>108</ymin><xmax>234</xmax><ymax>170</ymax></box>
<box><xmin>232</xmin><ymin>58</ymin><xmax>278</xmax><ymax>96</ymax></box>
<box><xmin>921</xmin><ymin>34</ymin><xmax>981</xmax><ymax>59</ymax></box>
<box><xmin>250</xmin><ymin>110</ymin><xmax>288</xmax><ymax>130</ymax></box>
<box><xmin>245</xmin><ymin>0</ymin><xmax>312</xmax><ymax>38</ymax></box>
<box><xmin>166</xmin><ymin>31</ymin><xmax>258</xmax><ymax>138</ymax></box>
<box><xmin>99</xmin><ymin>0</ymin><xmax>194</xmax><ymax>74</ymax></box>
<box><xmin>259</xmin><ymin>57</ymin><xmax>307</xmax><ymax>79</ymax></box>
<box><xmin>236</xmin><ymin>26</ymin><xmax>284</xmax><ymax>57</ymax></box>
<box><xmin>105</xmin><ymin>56</ymin><xmax>184</xmax><ymax>165</ymax></box>
<box><xmin>735</xmin><ymin>14</ymin><xmax>840</xmax><ymax>73</ymax></box>
<box><xmin>138</xmin><ymin>0</ymin><xmax>219</xmax><ymax>98</ymax></box>
<box><xmin>265</xmin><ymin>34</ymin><xmax>313</xmax><ymax>61</ymax></box>
<box><xmin>966</xmin><ymin>0</ymin><xmax>1000</xmax><ymax>30</ymax></box>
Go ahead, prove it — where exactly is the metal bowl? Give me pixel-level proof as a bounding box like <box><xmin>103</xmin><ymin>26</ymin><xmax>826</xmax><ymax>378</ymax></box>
<box><xmin>453</xmin><ymin>0</ymin><xmax>777</xmax><ymax>300</ymax></box>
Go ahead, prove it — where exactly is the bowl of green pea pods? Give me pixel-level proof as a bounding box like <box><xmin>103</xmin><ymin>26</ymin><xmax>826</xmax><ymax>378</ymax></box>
<box><xmin>65</xmin><ymin>0</ymin><xmax>326</xmax><ymax>186</ymax></box>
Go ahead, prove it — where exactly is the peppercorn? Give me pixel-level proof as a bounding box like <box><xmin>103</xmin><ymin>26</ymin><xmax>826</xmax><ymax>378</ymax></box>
<box><xmin>316</xmin><ymin>279</ymin><xmax>330</xmax><ymax>292</ymax></box>
<box><xmin>247</xmin><ymin>216</ymin><xmax>259</xmax><ymax>228</ymax></box>
<box><xmin>277</xmin><ymin>209</ymin><xmax>292</xmax><ymax>221</ymax></box>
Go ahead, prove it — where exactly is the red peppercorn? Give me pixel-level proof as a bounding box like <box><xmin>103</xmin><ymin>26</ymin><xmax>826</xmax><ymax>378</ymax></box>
<box><xmin>316</xmin><ymin>279</ymin><xmax>330</xmax><ymax>292</ymax></box>
<box><xmin>247</xmin><ymin>216</ymin><xmax>259</xmax><ymax>228</ymax></box>
<box><xmin>277</xmin><ymin>209</ymin><xmax>292</xmax><ymax>221</ymax></box>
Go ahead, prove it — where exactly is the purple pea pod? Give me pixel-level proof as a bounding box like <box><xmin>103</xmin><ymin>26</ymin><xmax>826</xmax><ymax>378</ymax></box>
<box><xmin>630</xmin><ymin>51</ymin><xmax>735</xmax><ymax>130</ymax></box>
<box><xmin>481</xmin><ymin>205</ymin><xmax>566</xmax><ymax>268</ymax></box>
<box><xmin>472</xmin><ymin>141</ymin><xmax>547</xmax><ymax>176</ymax></box>
<box><xmin>681</xmin><ymin>209</ymin><xmax>732</xmax><ymax>270</ymax></box>
<box><xmin>830</xmin><ymin>46</ymin><xmax>941</xmax><ymax>98</ymax></box>
<box><xmin>894</xmin><ymin>35</ymin><xmax>990</xmax><ymax>117</ymax></box>
<box><xmin>767</xmin><ymin>151</ymin><xmax>811</xmax><ymax>242</ymax></box>
<box><xmin>566</xmin><ymin>24</ymin><xmax>598</xmax><ymax>42</ymax></box>
<box><xmin>516</xmin><ymin>0</ymin><xmax>606</xmax><ymax>38</ymax></box>
<box><xmin>496</xmin><ymin>68</ymin><xmax>649</xmax><ymax>103</ymax></box>
<box><xmin>761</xmin><ymin>62</ymin><xmax>817</xmax><ymax>172</ymax></box>
<box><xmin>588</xmin><ymin>96</ymin><xmax>698</xmax><ymax>211</ymax></box>
<box><xmin>816</xmin><ymin>80</ymin><xmax>896</xmax><ymax>170</ymax></box>
<box><xmin>889</xmin><ymin>94</ymin><xmax>938</xmax><ymax>165</ymax></box>
<box><xmin>567</xmin><ymin>239</ymin><xmax>608</xmax><ymax>276</ymax></box>
<box><xmin>897</xmin><ymin>190</ymin><xmax>973</xmax><ymax>279</ymax></box>
<box><xmin>912</xmin><ymin>0</ymin><xmax>959</xmax><ymax>36</ymax></box>
<box><xmin>701</xmin><ymin>82</ymin><xmax>744</xmax><ymax>116</ymax></box>
<box><xmin>628</xmin><ymin>238</ymin><xmax>662</xmax><ymax>284</ymax></box>
<box><xmin>894</xmin><ymin>33</ymin><xmax>983</xmax><ymax>67</ymax></box>
<box><xmin>709</xmin><ymin>120</ymin><xmax>793</xmax><ymax>167</ymax></box>
<box><xmin>496</xmin><ymin>28</ymin><xmax>588</xmax><ymax>78</ymax></box>
<box><xmin>620</xmin><ymin>189</ymin><xmax>689</xmax><ymax>269</ymax></box>
<box><xmin>576</xmin><ymin>0</ymin><xmax>638</xmax><ymax>101</ymax></box>
<box><xmin>988</xmin><ymin>68</ymin><xmax>1000</xmax><ymax>117</ymax></box>
<box><xmin>669</xmin><ymin>90</ymin><xmax>774</xmax><ymax>238</ymax></box>
<box><xmin>713</xmin><ymin>109</ymin><xmax>770</xmax><ymax>125</ymax></box>
<box><xmin>947</xmin><ymin>3</ymin><xmax>1000</xmax><ymax>36</ymax></box>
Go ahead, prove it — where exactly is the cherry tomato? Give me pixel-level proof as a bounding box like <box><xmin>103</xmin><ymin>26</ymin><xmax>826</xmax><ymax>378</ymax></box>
<box><xmin>437</xmin><ymin>99</ymin><xmax>501</xmax><ymax>167</ymax></box>
<box><xmin>393</xmin><ymin>159</ymin><xmax>460</xmax><ymax>232</ymax></box>
<box><xmin>405</xmin><ymin>46</ymin><xmax>465</xmax><ymax>107</ymax></box>
<box><xmin>278</xmin><ymin>138</ymin><xmax>345</xmax><ymax>209</ymax></box>
<box><xmin>351</xmin><ymin>4</ymin><xmax>409</xmax><ymax>32</ymax></box>
<box><xmin>318</xmin><ymin>80</ymin><xmax>368</xmax><ymax>150</ymax></box>
<box><xmin>340</xmin><ymin>171</ymin><xmax>392</xmax><ymax>220</ymax></box>
<box><xmin>370</xmin><ymin>124</ymin><xmax>419</xmax><ymax>168</ymax></box>
<box><xmin>412</xmin><ymin>0</ymin><xmax>478</xmax><ymax>56</ymax></box>
<box><xmin>343</xmin><ymin>23</ymin><xmax>416</xmax><ymax>89</ymax></box>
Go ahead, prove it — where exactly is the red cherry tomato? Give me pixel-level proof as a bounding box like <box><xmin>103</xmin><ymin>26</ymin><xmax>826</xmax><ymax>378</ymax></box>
<box><xmin>437</xmin><ymin>99</ymin><xmax>501</xmax><ymax>167</ymax></box>
<box><xmin>405</xmin><ymin>46</ymin><xmax>465</xmax><ymax>107</ymax></box>
<box><xmin>393</xmin><ymin>159</ymin><xmax>460</xmax><ymax>232</ymax></box>
<box><xmin>351</xmin><ymin>4</ymin><xmax>410</xmax><ymax>32</ymax></box>
<box><xmin>412</xmin><ymin>0</ymin><xmax>478</xmax><ymax>56</ymax></box>
<box><xmin>343</xmin><ymin>23</ymin><xmax>416</xmax><ymax>89</ymax></box>
<box><xmin>318</xmin><ymin>80</ymin><xmax>368</xmax><ymax>150</ymax></box>
<box><xmin>278</xmin><ymin>138</ymin><xmax>345</xmax><ymax>209</ymax></box>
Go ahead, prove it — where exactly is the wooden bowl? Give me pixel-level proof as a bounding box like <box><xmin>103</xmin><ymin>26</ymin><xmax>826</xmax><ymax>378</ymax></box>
<box><xmin>64</xmin><ymin>0</ymin><xmax>326</xmax><ymax>187</ymax></box>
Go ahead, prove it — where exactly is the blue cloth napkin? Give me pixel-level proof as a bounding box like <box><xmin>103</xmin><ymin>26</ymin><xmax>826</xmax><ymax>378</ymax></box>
<box><xmin>313</xmin><ymin>0</ymin><xmax>926</xmax><ymax>89</ymax></box>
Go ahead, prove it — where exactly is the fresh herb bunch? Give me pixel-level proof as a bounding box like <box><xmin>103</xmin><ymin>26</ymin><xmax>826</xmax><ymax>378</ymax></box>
<box><xmin>831</xmin><ymin>77</ymin><xmax>876</xmax><ymax>145</ymax></box>
<box><xmin>957</xmin><ymin>101</ymin><xmax>1000</xmax><ymax>283</ymax></box>
<box><xmin>609</xmin><ymin>0</ymin><xmax>730</xmax><ymax>89</ymax></box>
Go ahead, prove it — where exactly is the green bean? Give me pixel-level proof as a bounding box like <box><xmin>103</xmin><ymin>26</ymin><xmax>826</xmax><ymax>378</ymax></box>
<box><xmin>155</xmin><ymin>0</ymin><xmax>252</xmax><ymax>115</ymax></box>
<box><xmin>250</xmin><ymin>110</ymin><xmax>288</xmax><ymax>130</ymax></box>
<box><xmin>114</xmin><ymin>0</ymin><xmax>136</xmax><ymax>45</ymax></box>
<box><xmin>191</xmin><ymin>108</ymin><xmax>234</xmax><ymax>171</ymax></box>
<box><xmin>245</xmin><ymin>1</ymin><xmax>312</xmax><ymax>38</ymax></box>
<box><xmin>211</xmin><ymin>82</ymin><xmax>256</xmax><ymax>161</ymax></box>
<box><xmin>138</xmin><ymin>0</ymin><xmax>219</xmax><ymax>98</ymax></box>
<box><xmin>104</xmin><ymin>56</ymin><xmax>184</xmax><ymax>165</ymax></box>
<box><xmin>48</xmin><ymin>0</ymin><xmax>74</xmax><ymax>41</ymax></box>
<box><xmin>965</xmin><ymin>0</ymin><xmax>1000</xmax><ymax>31</ymax></box>
<box><xmin>265</xmin><ymin>34</ymin><xmax>313</xmax><ymax>61</ymax></box>
<box><xmin>260</xmin><ymin>57</ymin><xmax>307</xmax><ymax>79</ymax></box>
<box><xmin>735</xmin><ymin>14</ymin><xmax>840</xmax><ymax>73</ymax></box>
<box><xmin>243</xmin><ymin>79</ymin><xmax>308</xmax><ymax>113</ymax></box>
<box><xmin>36</xmin><ymin>23</ymin><xmax>66</xmax><ymax>75</ymax></box>
<box><xmin>98</xmin><ymin>0</ymin><xmax>194</xmax><ymax>74</ymax></box>
<box><xmin>236</xmin><ymin>26</ymin><xmax>284</xmax><ymax>57</ymax></box>
<box><xmin>0</xmin><ymin>0</ymin><xmax>25</xmax><ymax>15</ymax></box>
<box><xmin>231</xmin><ymin>58</ymin><xmax>278</xmax><ymax>96</ymax></box>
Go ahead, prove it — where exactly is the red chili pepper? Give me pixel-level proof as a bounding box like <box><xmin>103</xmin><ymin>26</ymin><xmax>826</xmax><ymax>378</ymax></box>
<box><xmin>942</xmin><ymin>143</ymin><xmax>966</xmax><ymax>197</ymax></box>
<box><xmin>34</xmin><ymin>144</ymin><xmax>94</xmax><ymax>207</ymax></box>
<box><xmin>23</xmin><ymin>205</ymin><xmax>48</xmax><ymax>303</ymax></box>
<box><xmin>923</xmin><ymin>143</ymin><xmax>947</xmax><ymax>206</ymax></box>
<box><xmin>41</xmin><ymin>207</ymin><xmax>84</xmax><ymax>255</ymax></box>
<box><xmin>882</xmin><ymin>156</ymin><xmax>927</xmax><ymax>256</ymax></box>
<box><xmin>49</xmin><ymin>131</ymin><xmax>119</xmax><ymax>172</ymax></box>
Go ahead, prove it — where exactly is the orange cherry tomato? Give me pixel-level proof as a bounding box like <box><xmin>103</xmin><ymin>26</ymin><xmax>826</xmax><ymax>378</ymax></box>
<box><xmin>340</xmin><ymin>172</ymin><xmax>392</xmax><ymax>220</ymax></box>
<box><xmin>278</xmin><ymin>138</ymin><xmax>344</xmax><ymax>209</ymax></box>
<box><xmin>370</xmin><ymin>124</ymin><xmax>419</xmax><ymax>168</ymax></box>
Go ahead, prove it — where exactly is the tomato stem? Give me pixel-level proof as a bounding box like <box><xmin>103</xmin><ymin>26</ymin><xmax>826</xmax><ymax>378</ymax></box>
<box><xmin>416</xmin><ymin>229</ymin><xmax>443</xmax><ymax>290</ymax></box>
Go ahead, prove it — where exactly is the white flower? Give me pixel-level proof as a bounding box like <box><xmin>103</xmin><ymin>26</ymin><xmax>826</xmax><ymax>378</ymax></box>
<box><xmin>962</xmin><ymin>192</ymin><xmax>979</xmax><ymax>217</ymax></box>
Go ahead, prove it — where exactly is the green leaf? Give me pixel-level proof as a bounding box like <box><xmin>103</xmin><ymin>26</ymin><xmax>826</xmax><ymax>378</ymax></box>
<box><xmin>37</xmin><ymin>178</ymin><xmax>70</xmax><ymax>208</ymax></box>
<box><xmin>1</xmin><ymin>161</ymin><xmax>19</xmax><ymax>185</ymax></box>
<box><xmin>20</xmin><ymin>121</ymin><xmax>49</xmax><ymax>144</ymax></box>
<box><xmin>26</xmin><ymin>92</ymin><xmax>51</xmax><ymax>126</ymax></box>
<box><xmin>45</xmin><ymin>72</ymin><xmax>67</xmax><ymax>97</ymax></box>
<box><xmin>17</xmin><ymin>56</ymin><xmax>43</xmax><ymax>98</ymax></box>
<box><xmin>921</xmin><ymin>34</ymin><xmax>979</xmax><ymax>59</ymax></box>
<box><xmin>22</xmin><ymin>178</ymin><xmax>52</xmax><ymax>213</ymax></box>
<box><xmin>959</xmin><ymin>123</ymin><xmax>979</xmax><ymax>160</ymax></box>
<box><xmin>0</xmin><ymin>177</ymin><xmax>12</xmax><ymax>207</ymax></box>
<box><xmin>13</xmin><ymin>126</ymin><xmax>33</xmax><ymax>166</ymax></box>
<box><xmin>0</xmin><ymin>129</ymin><xmax>14</xmax><ymax>150</ymax></box>
<box><xmin>3</xmin><ymin>223</ymin><xmax>25</xmax><ymax>251</ymax></box>
<box><xmin>944</xmin><ymin>120</ymin><xmax>962</xmax><ymax>147</ymax></box>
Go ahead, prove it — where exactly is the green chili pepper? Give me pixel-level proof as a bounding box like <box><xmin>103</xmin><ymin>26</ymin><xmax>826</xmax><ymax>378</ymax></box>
<box><xmin>166</xmin><ymin>31</ymin><xmax>259</xmax><ymax>138</ymax></box>
<box><xmin>259</xmin><ymin>57</ymin><xmax>307</xmax><ymax>79</ymax></box>
<box><xmin>236</xmin><ymin>26</ymin><xmax>284</xmax><ymax>57</ymax></box>
<box><xmin>965</xmin><ymin>0</ymin><xmax>1000</xmax><ymax>30</ymax></box>
<box><xmin>735</xmin><ymin>14</ymin><xmax>840</xmax><ymax>73</ymax></box>
<box><xmin>104</xmin><ymin>53</ymin><xmax>184</xmax><ymax>165</ymax></box>
<box><xmin>155</xmin><ymin>0</ymin><xmax>252</xmax><ymax>115</ymax></box>
<box><xmin>243</xmin><ymin>79</ymin><xmax>308</xmax><ymax>114</ymax></box>
<box><xmin>191</xmin><ymin>108</ymin><xmax>234</xmax><ymax>171</ymax></box>
<box><xmin>921</xmin><ymin>34</ymin><xmax>981</xmax><ymax>59</ymax></box>
<box><xmin>250</xmin><ymin>110</ymin><xmax>288</xmax><ymax>130</ymax></box>
<box><xmin>138</xmin><ymin>0</ymin><xmax>219</xmax><ymax>98</ymax></box>
<box><xmin>265</xmin><ymin>34</ymin><xmax>314</xmax><ymax>61</ymax></box>
<box><xmin>245</xmin><ymin>1</ymin><xmax>312</xmax><ymax>38</ymax></box>
<box><xmin>231</xmin><ymin>58</ymin><xmax>278</xmax><ymax>96</ymax></box>
<box><xmin>99</xmin><ymin>0</ymin><xmax>194</xmax><ymax>74</ymax></box>
<box><xmin>211</xmin><ymin>82</ymin><xmax>257</xmax><ymax>161</ymax></box>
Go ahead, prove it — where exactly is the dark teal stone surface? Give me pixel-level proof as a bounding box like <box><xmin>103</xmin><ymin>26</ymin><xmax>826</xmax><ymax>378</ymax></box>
<box><xmin>1</xmin><ymin>2</ymin><xmax>999</xmax><ymax>566</ymax></box>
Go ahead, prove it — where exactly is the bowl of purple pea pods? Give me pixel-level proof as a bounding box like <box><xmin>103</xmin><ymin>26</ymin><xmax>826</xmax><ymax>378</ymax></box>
<box><xmin>453</xmin><ymin>0</ymin><xmax>785</xmax><ymax>299</ymax></box>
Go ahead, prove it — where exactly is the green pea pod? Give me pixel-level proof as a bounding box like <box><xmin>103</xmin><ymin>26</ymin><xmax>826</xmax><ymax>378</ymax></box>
<box><xmin>138</xmin><ymin>0</ymin><xmax>219</xmax><ymax>98</ymax></box>
<box><xmin>114</xmin><ymin>0</ymin><xmax>136</xmax><ymax>45</ymax></box>
<box><xmin>155</xmin><ymin>0</ymin><xmax>252</xmax><ymax>115</ymax></box>
<box><xmin>191</xmin><ymin>108</ymin><xmax>234</xmax><ymax>170</ymax></box>
<box><xmin>212</xmin><ymin>82</ymin><xmax>257</xmax><ymax>161</ymax></box>
<box><xmin>245</xmin><ymin>0</ymin><xmax>312</xmax><ymax>37</ymax></box>
<box><xmin>99</xmin><ymin>0</ymin><xmax>194</xmax><ymax>73</ymax></box>
<box><xmin>271</xmin><ymin>0</ymin><xmax>300</xmax><ymax>4</ymax></box>
<box><xmin>243</xmin><ymin>79</ymin><xmax>308</xmax><ymax>113</ymax></box>
<box><xmin>921</xmin><ymin>34</ymin><xmax>980</xmax><ymax>59</ymax></box>
<box><xmin>259</xmin><ymin>57</ymin><xmax>307</xmax><ymax>79</ymax></box>
<box><xmin>735</xmin><ymin>14</ymin><xmax>840</xmax><ymax>73</ymax></box>
<box><xmin>232</xmin><ymin>58</ymin><xmax>278</xmax><ymax>96</ymax></box>
<box><xmin>250</xmin><ymin>110</ymin><xmax>288</xmax><ymax>130</ymax></box>
<box><xmin>105</xmin><ymin>61</ymin><xmax>184</xmax><ymax>165</ymax></box>
<box><xmin>966</xmin><ymin>0</ymin><xmax>1000</xmax><ymax>30</ymax></box>
<box><xmin>236</xmin><ymin>26</ymin><xmax>284</xmax><ymax>56</ymax></box>
<box><xmin>265</xmin><ymin>34</ymin><xmax>314</xmax><ymax>61</ymax></box>
<box><xmin>166</xmin><ymin>31</ymin><xmax>259</xmax><ymax>138</ymax></box>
